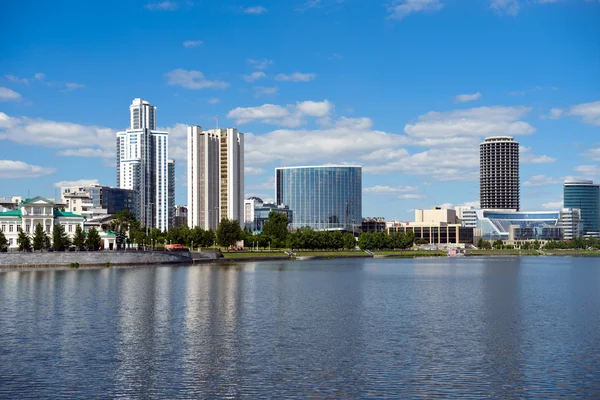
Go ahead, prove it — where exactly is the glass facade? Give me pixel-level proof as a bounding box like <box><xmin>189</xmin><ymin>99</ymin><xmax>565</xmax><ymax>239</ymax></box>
<box><xmin>476</xmin><ymin>210</ymin><xmax>561</xmax><ymax>240</ymax></box>
<box><xmin>276</xmin><ymin>166</ymin><xmax>362</xmax><ymax>231</ymax></box>
<box><xmin>564</xmin><ymin>181</ymin><xmax>600</xmax><ymax>236</ymax></box>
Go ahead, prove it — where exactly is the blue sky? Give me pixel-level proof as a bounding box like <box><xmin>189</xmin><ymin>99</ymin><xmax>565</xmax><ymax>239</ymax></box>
<box><xmin>1</xmin><ymin>0</ymin><xmax>599</xmax><ymax>220</ymax></box>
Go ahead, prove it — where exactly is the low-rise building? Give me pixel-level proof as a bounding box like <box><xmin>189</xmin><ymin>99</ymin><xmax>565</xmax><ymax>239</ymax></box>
<box><xmin>0</xmin><ymin>197</ymin><xmax>85</xmax><ymax>249</ymax></box>
<box><xmin>174</xmin><ymin>206</ymin><xmax>188</xmax><ymax>227</ymax></box>
<box><xmin>387</xmin><ymin>221</ymin><xmax>474</xmax><ymax>245</ymax></box>
<box><xmin>415</xmin><ymin>207</ymin><xmax>460</xmax><ymax>224</ymax></box>
<box><xmin>455</xmin><ymin>206</ymin><xmax>478</xmax><ymax>228</ymax></box>
<box><xmin>245</xmin><ymin>198</ymin><xmax>293</xmax><ymax>233</ymax></box>
<box><xmin>361</xmin><ymin>217</ymin><xmax>387</xmax><ymax>233</ymax></box>
<box><xmin>558</xmin><ymin>208</ymin><xmax>583</xmax><ymax>240</ymax></box>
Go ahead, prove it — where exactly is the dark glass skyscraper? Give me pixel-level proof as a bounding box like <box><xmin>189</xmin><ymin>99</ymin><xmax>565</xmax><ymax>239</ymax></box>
<box><xmin>276</xmin><ymin>166</ymin><xmax>362</xmax><ymax>231</ymax></box>
<box><xmin>480</xmin><ymin>136</ymin><xmax>520</xmax><ymax>210</ymax></box>
<box><xmin>563</xmin><ymin>180</ymin><xmax>600</xmax><ymax>236</ymax></box>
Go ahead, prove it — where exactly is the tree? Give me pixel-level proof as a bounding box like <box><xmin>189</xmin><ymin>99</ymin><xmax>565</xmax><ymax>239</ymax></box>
<box><xmin>0</xmin><ymin>230</ymin><xmax>8</xmax><ymax>250</ymax></box>
<box><xmin>358</xmin><ymin>232</ymin><xmax>374</xmax><ymax>250</ymax></box>
<box><xmin>532</xmin><ymin>240</ymin><xmax>541</xmax><ymax>250</ymax></box>
<box><xmin>343</xmin><ymin>233</ymin><xmax>356</xmax><ymax>250</ymax></box>
<box><xmin>477</xmin><ymin>238</ymin><xmax>486</xmax><ymax>249</ymax></box>
<box><xmin>262</xmin><ymin>211</ymin><xmax>289</xmax><ymax>248</ymax></box>
<box><xmin>44</xmin><ymin>234</ymin><xmax>51</xmax><ymax>250</ymax></box>
<box><xmin>86</xmin><ymin>227</ymin><xmax>102</xmax><ymax>250</ymax></box>
<box><xmin>216</xmin><ymin>219</ymin><xmax>243</xmax><ymax>249</ymax></box>
<box><xmin>52</xmin><ymin>224</ymin><xmax>70</xmax><ymax>251</ymax></box>
<box><xmin>493</xmin><ymin>239</ymin><xmax>504</xmax><ymax>250</ymax></box>
<box><xmin>17</xmin><ymin>230</ymin><xmax>31</xmax><ymax>251</ymax></box>
<box><xmin>32</xmin><ymin>223</ymin><xmax>47</xmax><ymax>251</ymax></box>
<box><xmin>72</xmin><ymin>225</ymin><xmax>86</xmax><ymax>250</ymax></box>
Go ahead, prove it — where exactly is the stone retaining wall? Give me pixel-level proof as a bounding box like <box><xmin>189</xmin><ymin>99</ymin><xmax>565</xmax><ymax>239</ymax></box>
<box><xmin>0</xmin><ymin>250</ymin><xmax>193</xmax><ymax>268</ymax></box>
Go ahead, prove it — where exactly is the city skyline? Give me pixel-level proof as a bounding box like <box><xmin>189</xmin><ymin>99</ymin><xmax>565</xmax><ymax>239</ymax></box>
<box><xmin>1</xmin><ymin>0</ymin><xmax>599</xmax><ymax>221</ymax></box>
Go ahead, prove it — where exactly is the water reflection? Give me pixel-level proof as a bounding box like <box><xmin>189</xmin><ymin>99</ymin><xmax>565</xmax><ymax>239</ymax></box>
<box><xmin>1</xmin><ymin>258</ymin><xmax>600</xmax><ymax>398</ymax></box>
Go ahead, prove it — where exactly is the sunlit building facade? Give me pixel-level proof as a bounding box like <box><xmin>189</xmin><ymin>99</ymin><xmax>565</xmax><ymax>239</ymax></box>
<box><xmin>275</xmin><ymin>165</ymin><xmax>362</xmax><ymax>231</ymax></box>
<box><xmin>563</xmin><ymin>180</ymin><xmax>600</xmax><ymax>237</ymax></box>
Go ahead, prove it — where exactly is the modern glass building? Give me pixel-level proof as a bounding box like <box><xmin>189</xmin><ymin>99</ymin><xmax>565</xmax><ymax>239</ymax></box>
<box><xmin>276</xmin><ymin>165</ymin><xmax>362</xmax><ymax>232</ymax></box>
<box><xmin>476</xmin><ymin>210</ymin><xmax>561</xmax><ymax>240</ymax></box>
<box><xmin>564</xmin><ymin>180</ymin><xmax>600</xmax><ymax>237</ymax></box>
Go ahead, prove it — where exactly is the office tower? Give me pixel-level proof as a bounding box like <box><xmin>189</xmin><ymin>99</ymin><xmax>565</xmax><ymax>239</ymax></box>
<box><xmin>60</xmin><ymin>184</ymin><xmax>137</xmax><ymax>219</ymax></box>
<box><xmin>558</xmin><ymin>208</ymin><xmax>583</xmax><ymax>240</ymax></box>
<box><xmin>480</xmin><ymin>136</ymin><xmax>520</xmax><ymax>211</ymax></box>
<box><xmin>276</xmin><ymin>165</ymin><xmax>362</xmax><ymax>231</ymax></box>
<box><xmin>563</xmin><ymin>180</ymin><xmax>600</xmax><ymax>237</ymax></box>
<box><xmin>117</xmin><ymin>98</ymin><xmax>171</xmax><ymax>231</ymax></box>
<box><xmin>187</xmin><ymin>126</ymin><xmax>244</xmax><ymax>230</ymax></box>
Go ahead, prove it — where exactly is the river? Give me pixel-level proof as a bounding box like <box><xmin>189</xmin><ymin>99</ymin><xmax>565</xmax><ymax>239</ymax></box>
<box><xmin>1</xmin><ymin>257</ymin><xmax>599</xmax><ymax>398</ymax></box>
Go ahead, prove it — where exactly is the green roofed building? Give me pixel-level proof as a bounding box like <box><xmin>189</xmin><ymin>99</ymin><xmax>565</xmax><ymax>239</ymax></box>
<box><xmin>0</xmin><ymin>196</ymin><xmax>85</xmax><ymax>249</ymax></box>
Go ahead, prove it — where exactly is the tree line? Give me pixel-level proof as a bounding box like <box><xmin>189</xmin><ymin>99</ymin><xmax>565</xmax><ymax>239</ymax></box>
<box><xmin>0</xmin><ymin>223</ymin><xmax>102</xmax><ymax>252</ymax></box>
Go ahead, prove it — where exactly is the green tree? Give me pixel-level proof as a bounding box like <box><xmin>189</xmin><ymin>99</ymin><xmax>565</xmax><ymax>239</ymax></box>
<box><xmin>86</xmin><ymin>227</ymin><xmax>102</xmax><ymax>250</ymax></box>
<box><xmin>44</xmin><ymin>234</ymin><xmax>51</xmax><ymax>250</ymax></box>
<box><xmin>532</xmin><ymin>240</ymin><xmax>541</xmax><ymax>250</ymax></box>
<box><xmin>358</xmin><ymin>232</ymin><xmax>374</xmax><ymax>250</ymax></box>
<box><xmin>17</xmin><ymin>229</ymin><xmax>31</xmax><ymax>251</ymax></box>
<box><xmin>202</xmin><ymin>229</ymin><xmax>216</xmax><ymax>248</ymax></box>
<box><xmin>72</xmin><ymin>225</ymin><xmax>86</xmax><ymax>250</ymax></box>
<box><xmin>32</xmin><ymin>223</ymin><xmax>47</xmax><ymax>251</ymax></box>
<box><xmin>477</xmin><ymin>238</ymin><xmax>486</xmax><ymax>249</ymax></box>
<box><xmin>216</xmin><ymin>219</ymin><xmax>243</xmax><ymax>249</ymax></box>
<box><xmin>52</xmin><ymin>224</ymin><xmax>70</xmax><ymax>251</ymax></box>
<box><xmin>262</xmin><ymin>211</ymin><xmax>289</xmax><ymax>248</ymax></box>
<box><xmin>493</xmin><ymin>239</ymin><xmax>504</xmax><ymax>250</ymax></box>
<box><xmin>343</xmin><ymin>232</ymin><xmax>356</xmax><ymax>250</ymax></box>
<box><xmin>0</xmin><ymin>230</ymin><xmax>8</xmax><ymax>250</ymax></box>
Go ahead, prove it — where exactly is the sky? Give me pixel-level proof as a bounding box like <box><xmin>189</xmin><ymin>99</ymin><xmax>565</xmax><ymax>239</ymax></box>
<box><xmin>1</xmin><ymin>0</ymin><xmax>599</xmax><ymax>221</ymax></box>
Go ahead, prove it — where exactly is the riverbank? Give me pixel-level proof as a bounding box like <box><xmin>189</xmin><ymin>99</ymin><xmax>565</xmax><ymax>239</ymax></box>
<box><xmin>0</xmin><ymin>250</ymin><xmax>193</xmax><ymax>269</ymax></box>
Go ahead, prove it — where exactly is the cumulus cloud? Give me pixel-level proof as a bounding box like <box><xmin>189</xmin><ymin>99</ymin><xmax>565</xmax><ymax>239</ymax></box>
<box><xmin>242</xmin><ymin>5</ymin><xmax>267</xmax><ymax>14</ymax></box>
<box><xmin>227</xmin><ymin>100</ymin><xmax>332</xmax><ymax>127</ymax></box>
<box><xmin>568</xmin><ymin>100</ymin><xmax>600</xmax><ymax>125</ymax></box>
<box><xmin>364</xmin><ymin>185</ymin><xmax>417</xmax><ymax>195</ymax></box>
<box><xmin>245</xmin><ymin>167</ymin><xmax>266</xmax><ymax>176</ymax></box>
<box><xmin>387</xmin><ymin>0</ymin><xmax>444</xmax><ymax>19</ymax></box>
<box><xmin>243</xmin><ymin>71</ymin><xmax>267</xmax><ymax>82</ymax></box>
<box><xmin>4</xmin><ymin>73</ymin><xmax>46</xmax><ymax>86</ymax></box>
<box><xmin>208</xmin><ymin>97</ymin><xmax>220</xmax><ymax>104</ymax></box>
<box><xmin>574</xmin><ymin>164</ymin><xmax>600</xmax><ymax>178</ymax></box>
<box><xmin>53</xmin><ymin>179</ymin><xmax>99</xmax><ymax>188</ymax></box>
<box><xmin>0</xmin><ymin>87</ymin><xmax>21</xmax><ymax>101</ymax></box>
<box><xmin>542</xmin><ymin>201</ymin><xmax>563</xmax><ymax>210</ymax></box>
<box><xmin>253</xmin><ymin>86</ymin><xmax>278</xmax><ymax>97</ymax></box>
<box><xmin>522</xmin><ymin>174</ymin><xmax>561</xmax><ymax>187</ymax></box>
<box><xmin>146</xmin><ymin>1</ymin><xmax>177</xmax><ymax>11</ymax></box>
<box><xmin>519</xmin><ymin>146</ymin><xmax>557</xmax><ymax>164</ymax></box>
<box><xmin>582</xmin><ymin>146</ymin><xmax>600</xmax><ymax>161</ymax></box>
<box><xmin>454</xmin><ymin>92</ymin><xmax>482</xmax><ymax>103</ymax></box>
<box><xmin>165</xmin><ymin>69</ymin><xmax>229</xmax><ymax>90</ymax></box>
<box><xmin>183</xmin><ymin>40</ymin><xmax>203</xmax><ymax>47</ymax></box>
<box><xmin>274</xmin><ymin>72</ymin><xmax>317</xmax><ymax>82</ymax></box>
<box><xmin>0</xmin><ymin>160</ymin><xmax>55</xmax><ymax>179</ymax></box>
<box><xmin>248</xmin><ymin>59</ymin><xmax>273</xmax><ymax>70</ymax></box>
<box><xmin>489</xmin><ymin>0</ymin><xmax>520</xmax><ymax>15</ymax></box>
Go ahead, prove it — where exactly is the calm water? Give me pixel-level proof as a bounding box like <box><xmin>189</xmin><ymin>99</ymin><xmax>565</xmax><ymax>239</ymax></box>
<box><xmin>1</xmin><ymin>257</ymin><xmax>600</xmax><ymax>398</ymax></box>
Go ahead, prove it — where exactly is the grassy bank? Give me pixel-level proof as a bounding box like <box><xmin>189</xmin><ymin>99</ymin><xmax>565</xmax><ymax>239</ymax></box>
<box><xmin>374</xmin><ymin>250</ymin><xmax>447</xmax><ymax>257</ymax></box>
<box><xmin>222</xmin><ymin>251</ymin><xmax>289</xmax><ymax>259</ymax></box>
<box><xmin>467</xmin><ymin>249</ymin><xmax>541</xmax><ymax>256</ymax></box>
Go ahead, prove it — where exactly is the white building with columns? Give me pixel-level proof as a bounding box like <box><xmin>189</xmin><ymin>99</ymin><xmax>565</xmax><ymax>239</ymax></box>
<box><xmin>0</xmin><ymin>197</ymin><xmax>85</xmax><ymax>249</ymax></box>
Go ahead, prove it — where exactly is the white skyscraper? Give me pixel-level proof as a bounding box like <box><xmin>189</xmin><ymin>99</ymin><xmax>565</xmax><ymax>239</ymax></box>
<box><xmin>187</xmin><ymin>126</ymin><xmax>244</xmax><ymax>231</ymax></box>
<box><xmin>117</xmin><ymin>98</ymin><xmax>171</xmax><ymax>231</ymax></box>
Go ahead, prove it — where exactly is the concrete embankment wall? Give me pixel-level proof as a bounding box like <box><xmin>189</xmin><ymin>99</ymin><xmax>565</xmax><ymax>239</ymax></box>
<box><xmin>0</xmin><ymin>251</ymin><xmax>193</xmax><ymax>268</ymax></box>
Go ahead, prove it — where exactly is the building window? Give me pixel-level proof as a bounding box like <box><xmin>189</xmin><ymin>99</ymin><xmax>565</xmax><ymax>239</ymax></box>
<box><xmin>9</xmin><ymin>225</ymin><xmax>13</xmax><ymax>232</ymax></box>
<box><xmin>46</xmin><ymin>225</ymin><xmax>50</xmax><ymax>233</ymax></box>
<box><xmin>73</xmin><ymin>207</ymin><xmax>77</xmax><ymax>211</ymax></box>
<box><xmin>26</xmin><ymin>224</ymin><xmax>30</xmax><ymax>233</ymax></box>
<box><xmin>0</xmin><ymin>225</ymin><xmax>4</xmax><ymax>232</ymax></box>
<box><xmin>9</xmin><ymin>238</ymin><xmax>13</xmax><ymax>246</ymax></box>
<box><xmin>68</xmin><ymin>225</ymin><xmax>73</xmax><ymax>232</ymax></box>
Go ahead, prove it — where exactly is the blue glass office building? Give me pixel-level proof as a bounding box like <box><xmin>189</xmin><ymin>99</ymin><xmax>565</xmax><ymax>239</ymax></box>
<box><xmin>276</xmin><ymin>166</ymin><xmax>362</xmax><ymax>231</ymax></box>
<box><xmin>564</xmin><ymin>180</ymin><xmax>600</xmax><ymax>236</ymax></box>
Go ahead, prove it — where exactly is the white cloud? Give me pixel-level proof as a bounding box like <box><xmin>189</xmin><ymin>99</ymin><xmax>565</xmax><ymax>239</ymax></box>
<box><xmin>248</xmin><ymin>59</ymin><xmax>273</xmax><ymax>70</ymax></box>
<box><xmin>401</xmin><ymin>193</ymin><xmax>426</xmax><ymax>200</ymax></box>
<box><xmin>243</xmin><ymin>71</ymin><xmax>267</xmax><ymax>82</ymax></box>
<box><xmin>387</xmin><ymin>0</ymin><xmax>444</xmax><ymax>19</ymax></box>
<box><xmin>146</xmin><ymin>1</ymin><xmax>177</xmax><ymax>11</ymax></box>
<box><xmin>547</xmin><ymin>108</ymin><xmax>564</xmax><ymax>119</ymax></box>
<box><xmin>574</xmin><ymin>165</ymin><xmax>600</xmax><ymax>178</ymax></box>
<box><xmin>165</xmin><ymin>69</ymin><xmax>229</xmax><ymax>90</ymax></box>
<box><xmin>53</xmin><ymin>179</ymin><xmax>99</xmax><ymax>188</ymax></box>
<box><xmin>253</xmin><ymin>86</ymin><xmax>278</xmax><ymax>97</ymax></box>
<box><xmin>4</xmin><ymin>73</ymin><xmax>45</xmax><ymax>86</ymax></box>
<box><xmin>454</xmin><ymin>92</ymin><xmax>482</xmax><ymax>103</ymax></box>
<box><xmin>519</xmin><ymin>146</ymin><xmax>557</xmax><ymax>164</ymax></box>
<box><xmin>245</xmin><ymin>167</ymin><xmax>266</xmax><ymax>176</ymax></box>
<box><xmin>364</xmin><ymin>185</ymin><xmax>417</xmax><ymax>195</ymax></box>
<box><xmin>227</xmin><ymin>100</ymin><xmax>332</xmax><ymax>126</ymax></box>
<box><xmin>489</xmin><ymin>0</ymin><xmax>520</xmax><ymax>16</ymax></box>
<box><xmin>208</xmin><ymin>97</ymin><xmax>220</xmax><ymax>104</ymax></box>
<box><xmin>274</xmin><ymin>72</ymin><xmax>317</xmax><ymax>82</ymax></box>
<box><xmin>522</xmin><ymin>174</ymin><xmax>561</xmax><ymax>187</ymax></box>
<box><xmin>57</xmin><ymin>148</ymin><xmax>113</xmax><ymax>158</ymax></box>
<box><xmin>63</xmin><ymin>83</ymin><xmax>85</xmax><ymax>91</ymax></box>
<box><xmin>542</xmin><ymin>201</ymin><xmax>563</xmax><ymax>210</ymax></box>
<box><xmin>458</xmin><ymin>201</ymin><xmax>481</xmax><ymax>208</ymax></box>
<box><xmin>436</xmin><ymin>202</ymin><xmax>454</xmax><ymax>209</ymax></box>
<box><xmin>582</xmin><ymin>147</ymin><xmax>600</xmax><ymax>161</ymax></box>
<box><xmin>568</xmin><ymin>100</ymin><xmax>600</xmax><ymax>125</ymax></box>
<box><xmin>34</xmin><ymin>73</ymin><xmax>45</xmax><ymax>80</ymax></box>
<box><xmin>0</xmin><ymin>160</ymin><xmax>55</xmax><ymax>179</ymax></box>
<box><xmin>183</xmin><ymin>40</ymin><xmax>203</xmax><ymax>47</ymax></box>
<box><xmin>0</xmin><ymin>87</ymin><xmax>21</xmax><ymax>101</ymax></box>
<box><xmin>242</xmin><ymin>5</ymin><xmax>267</xmax><ymax>14</ymax></box>
<box><xmin>246</xmin><ymin>176</ymin><xmax>275</xmax><ymax>190</ymax></box>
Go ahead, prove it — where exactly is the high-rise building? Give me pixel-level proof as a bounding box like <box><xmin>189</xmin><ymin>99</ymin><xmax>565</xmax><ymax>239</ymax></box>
<box><xmin>559</xmin><ymin>208</ymin><xmax>583</xmax><ymax>240</ymax></box>
<box><xmin>117</xmin><ymin>98</ymin><xmax>171</xmax><ymax>231</ymax></box>
<box><xmin>187</xmin><ymin>126</ymin><xmax>244</xmax><ymax>230</ymax></box>
<box><xmin>168</xmin><ymin>159</ymin><xmax>175</xmax><ymax>229</ymax></box>
<box><xmin>480</xmin><ymin>136</ymin><xmax>520</xmax><ymax>211</ymax></box>
<box><xmin>563</xmin><ymin>180</ymin><xmax>600</xmax><ymax>237</ymax></box>
<box><xmin>276</xmin><ymin>165</ymin><xmax>362</xmax><ymax>231</ymax></box>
